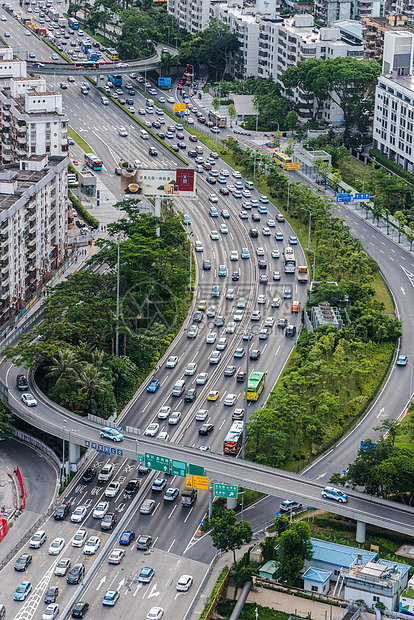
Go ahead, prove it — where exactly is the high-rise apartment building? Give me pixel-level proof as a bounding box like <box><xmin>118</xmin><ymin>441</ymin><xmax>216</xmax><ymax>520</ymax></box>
<box><xmin>167</xmin><ymin>0</ymin><xmax>211</xmax><ymax>33</ymax></box>
<box><xmin>372</xmin><ymin>31</ymin><xmax>414</xmax><ymax>173</ymax></box>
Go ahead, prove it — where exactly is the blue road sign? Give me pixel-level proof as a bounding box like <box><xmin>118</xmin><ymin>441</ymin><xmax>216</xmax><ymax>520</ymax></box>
<box><xmin>336</xmin><ymin>193</ymin><xmax>352</xmax><ymax>203</ymax></box>
<box><xmin>307</xmin><ymin>507</ymin><xmax>317</xmax><ymax>511</ymax></box>
<box><xmin>275</xmin><ymin>511</ymin><xmax>280</xmax><ymax>517</ymax></box>
<box><xmin>158</xmin><ymin>77</ymin><xmax>171</xmax><ymax>87</ymax></box>
<box><xmin>85</xmin><ymin>440</ymin><xmax>122</xmax><ymax>456</ymax></box>
<box><xmin>355</xmin><ymin>192</ymin><xmax>370</xmax><ymax>201</ymax></box>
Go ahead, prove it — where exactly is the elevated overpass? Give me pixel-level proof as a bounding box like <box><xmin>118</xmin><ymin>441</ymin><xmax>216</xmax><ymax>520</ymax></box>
<box><xmin>29</xmin><ymin>57</ymin><xmax>161</xmax><ymax>76</ymax></box>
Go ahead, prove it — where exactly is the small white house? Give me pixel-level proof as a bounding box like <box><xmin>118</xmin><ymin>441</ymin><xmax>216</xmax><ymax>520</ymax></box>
<box><xmin>302</xmin><ymin>567</ymin><xmax>332</xmax><ymax>594</ymax></box>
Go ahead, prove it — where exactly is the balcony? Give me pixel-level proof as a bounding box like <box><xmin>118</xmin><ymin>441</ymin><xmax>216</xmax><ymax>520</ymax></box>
<box><xmin>16</xmin><ymin>135</ymin><xmax>27</xmax><ymax>145</ymax></box>
<box><xmin>0</xmin><ymin>234</ymin><xmax>8</xmax><ymax>245</ymax></box>
<box><xmin>0</xmin><ymin>286</ymin><xmax>9</xmax><ymax>300</ymax></box>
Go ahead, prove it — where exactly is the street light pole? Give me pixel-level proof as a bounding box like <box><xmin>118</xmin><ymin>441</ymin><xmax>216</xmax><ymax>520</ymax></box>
<box><xmin>308</xmin><ymin>249</ymin><xmax>316</xmax><ymax>283</ymax></box>
<box><xmin>301</xmin><ymin>207</ymin><xmax>311</xmax><ymax>251</ymax></box>
<box><xmin>115</xmin><ymin>235</ymin><xmax>120</xmax><ymax>357</ymax></box>
<box><xmin>407</xmin><ymin>362</ymin><xmax>413</xmax><ymax>403</ymax></box>
<box><xmin>286</xmin><ymin>179</ymin><xmax>290</xmax><ymax>215</ymax></box>
<box><xmin>62</xmin><ymin>419</ymin><xmax>66</xmax><ymax>486</ymax></box>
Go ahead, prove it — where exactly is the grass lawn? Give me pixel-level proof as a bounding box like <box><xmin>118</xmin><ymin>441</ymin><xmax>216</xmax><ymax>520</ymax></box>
<box><xmin>68</xmin><ymin>126</ymin><xmax>92</xmax><ymax>153</ymax></box>
<box><xmin>371</xmin><ymin>271</ymin><xmax>394</xmax><ymax>314</ymax></box>
<box><xmin>340</xmin><ymin>156</ymin><xmax>370</xmax><ymax>188</ymax></box>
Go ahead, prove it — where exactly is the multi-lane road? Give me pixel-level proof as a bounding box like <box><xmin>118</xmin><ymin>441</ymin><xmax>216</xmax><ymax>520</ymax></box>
<box><xmin>2</xmin><ymin>5</ymin><xmax>414</xmax><ymax>620</ymax></box>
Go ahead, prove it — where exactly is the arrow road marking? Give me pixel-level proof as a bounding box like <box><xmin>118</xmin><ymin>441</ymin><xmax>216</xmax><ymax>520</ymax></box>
<box><xmin>401</xmin><ymin>287</ymin><xmax>405</xmax><ymax>295</ymax></box>
<box><xmin>316</xmin><ymin>472</ymin><xmax>327</xmax><ymax>480</ymax></box>
<box><xmin>96</xmin><ymin>576</ymin><xmax>107</xmax><ymax>591</ymax></box>
<box><xmin>376</xmin><ymin>407</ymin><xmax>385</xmax><ymax>418</ymax></box>
<box><xmin>147</xmin><ymin>584</ymin><xmax>160</xmax><ymax>599</ymax></box>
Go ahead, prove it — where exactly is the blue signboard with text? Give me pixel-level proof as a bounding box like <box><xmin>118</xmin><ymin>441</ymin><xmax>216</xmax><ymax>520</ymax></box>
<box><xmin>158</xmin><ymin>77</ymin><xmax>171</xmax><ymax>87</ymax></box>
<box><xmin>355</xmin><ymin>192</ymin><xmax>370</xmax><ymax>201</ymax></box>
<box><xmin>85</xmin><ymin>440</ymin><xmax>122</xmax><ymax>456</ymax></box>
<box><xmin>336</xmin><ymin>193</ymin><xmax>352</xmax><ymax>203</ymax></box>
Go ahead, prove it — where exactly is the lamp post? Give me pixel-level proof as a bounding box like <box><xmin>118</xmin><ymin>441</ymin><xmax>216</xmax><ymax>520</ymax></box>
<box><xmin>308</xmin><ymin>249</ymin><xmax>316</xmax><ymax>283</ymax></box>
<box><xmin>253</xmin><ymin>148</ymin><xmax>259</xmax><ymax>182</ymax></box>
<box><xmin>356</xmin><ymin>179</ymin><xmax>365</xmax><ymax>193</ymax></box>
<box><xmin>286</xmin><ymin>179</ymin><xmax>291</xmax><ymax>215</ymax></box>
<box><xmin>300</xmin><ymin>207</ymin><xmax>311</xmax><ymax>251</ymax></box>
<box><xmin>62</xmin><ymin>419</ymin><xmax>66</xmax><ymax>486</ymax></box>
<box><xmin>127</xmin><ymin>123</ymin><xmax>131</xmax><ymax>167</ymax></box>
<box><xmin>175</xmin><ymin>37</ymin><xmax>178</xmax><ymax>51</ymax></box>
<box><xmin>115</xmin><ymin>234</ymin><xmax>121</xmax><ymax>357</ymax></box>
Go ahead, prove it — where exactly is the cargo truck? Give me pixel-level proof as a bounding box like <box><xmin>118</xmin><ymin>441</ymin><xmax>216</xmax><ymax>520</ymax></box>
<box><xmin>297</xmin><ymin>265</ymin><xmax>309</xmax><ymax>282</ymax></box>
<box><xmin>181</xmin><ymin>488</ymin><xmax>197</xmax><ymax>506</ymax></box>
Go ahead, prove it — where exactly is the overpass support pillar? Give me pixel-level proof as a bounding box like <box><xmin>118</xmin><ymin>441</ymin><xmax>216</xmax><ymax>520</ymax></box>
<box><xmin>226</xmin><ymin>497</ymin><xmax>237</xmax><ymax>510</ymax></box>
<box><xmin>69</xmin><ymin>442</ymin><xmax>80</xmax><ymax>469</ymax></box>
<box><xmin>356</xmin><ymin>520</ymin><xmax>366</xmax><ymax>543</ymax></box>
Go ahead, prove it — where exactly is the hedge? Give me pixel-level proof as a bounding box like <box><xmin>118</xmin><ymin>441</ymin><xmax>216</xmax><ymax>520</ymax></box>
<box><xmin>199</xmin><ymin>566</ymin><xmax>230</xmax><ymax>620</ymax></box>
<box><xmin>369</xmin><ymin>148</ymin><xmax>414</xmax><ymax>186</ymax></box>
<box><xmin>69</xmin><ymin>191</ymin><xmax>99</xmax><ymax>229</ymax></box>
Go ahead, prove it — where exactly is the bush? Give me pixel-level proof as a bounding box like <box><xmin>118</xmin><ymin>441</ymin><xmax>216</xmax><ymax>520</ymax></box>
<box><xmin>369</xmin><ymin>149</ymin><xmax>414</xmax><ymax>186</ymax></box>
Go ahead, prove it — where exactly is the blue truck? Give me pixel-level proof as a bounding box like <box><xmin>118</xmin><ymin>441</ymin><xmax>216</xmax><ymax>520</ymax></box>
<box><xmin>108</xmin><ymin>74</ymin><xmax>122</xmax><ymax>87</ymax></box>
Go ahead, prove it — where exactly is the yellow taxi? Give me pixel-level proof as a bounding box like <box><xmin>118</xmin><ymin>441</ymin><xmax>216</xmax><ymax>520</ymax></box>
<box><xmin>207</xmin><ymin>390</ymin><xmax>220</xmax><ymax>401</ymax></box>
<box><xmin>197</xmin><ymin>299</ymin><xmax>207</xmax><ymax>311</ymax></box>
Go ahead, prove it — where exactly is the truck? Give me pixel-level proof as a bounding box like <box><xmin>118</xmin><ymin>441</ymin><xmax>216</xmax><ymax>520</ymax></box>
<box><xmin>297</xmin><ymin>265</ymin><xmax>309</xmax><ymax>283</ymax></box>
<box><xmin>181</xmin><ymin>488</ymin><xmax>197</xmax><ymax>506</ymax></box>
<box><xmin>87</xmin><ymin>50</ymin><xmax>100</xmax><ymax>62</ymax></box>
<box><xmin>82</xmin><ymin>40</ymin><xmax>92</xmax><ymax>53</ymax></box>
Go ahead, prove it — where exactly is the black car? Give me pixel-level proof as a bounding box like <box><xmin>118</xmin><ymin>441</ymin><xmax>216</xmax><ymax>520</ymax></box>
<box><xmin>214</xmin><ymin>316</ymin><xmax>224</xmax><ymax>327</ymax></box>
<box><xmin>149</xmin><ymin>147</ymin><xmax>158</xmax><ymax>156</ymax></box>
<box><xmin>177</xmin><ymin>133</ymin><xmax>185</xmax><ymax>140</ymax></box>
<box><xmin>188</xmin><ymin>150</ymin><xmax>197</xmax><ymax>158</ymax></box>
<box><xmin>260</xmin><ymin>275</ymin><xmax>268</xmax><ymax>284</ymax></box>
<box><xmin>250</xmin><ymin>350</ymin><xmax>261</xmax><ymax>360</ymax></box>
<box><xmin>199</xmin><ymin>423</ymin><xmax>214</xmax><ymax>436</ymax></box>
<box><xmin>136</xmin><ymin>535</ymin><xmax>152</xmax><ymax>550</ymax></box>
<box><xmin>184</xmin><ymin>388</ymin><xmax>197</xmax><ymax>402</ymax></box>
<box><xmin>72</xmin><ymin>602</ymin><xmax>89</xmax><ymax>618</ymax></box>
<box><xmin>67</xmin><ymin>564</ymin><xmax>85</xmax><ymax>584</ymax></box>
<box><xmin>220</xmin><ymin>187</ymin><xmax>229</xmax><ymax>195</ymax></box>
<box><xmin>114</xmin><ymin>168</ymin><xmax>122</xmax><ymax>176</ymax></box>
<box><xmin>203</xmin><ymin>260</ymin><xmax>211</xmax><ymax>270</ymax></box>
<box><xmin>157</xmin><ymin>132</ymin><xmax>166</xmax><ymax>139</ymax></box>
<box><xmin>93</xmin><ymin>41</ymin><xmax>100</xmax><ymax>47</ymax></box>
<box><xmin>258</xmin><ymin>260</ymin><xmax>267</xmax><ymax>269</ymax></box>
<box><xmin>285</xmin><ymin>325</ymin><xmax>296</xmax><ymax>337</ymax></box>
<box><xmin>193</xmin><ymin>311</ymin><xmax>203</xmax><ymax>323</ymax></box>
<box><xmin>232</xmin><ymin>272</ymin><xmax>239</xmax><ymax>281</ymax></box>
<box><xmin>101</xmin><ymin>513</ymin><xmax>117</xmax><ymax>531</ymax></box>
<box><xmin>249</xmin><ymin>228</ymin><xmax>258</xmax><ymax>238</ymax></box>
<box><xmin>207</xmin><ymin>177</ymin><xmax>216</xmax><ymax>184</ymax></box>
<box><xmin>45</xmin><ymin>587</ymin><xmax>59</xmax><ymax>604</ymax></box>
<box><xmin>14</xmin><ymin>553</ymin><xmax>32</xmax><ymax>571</ymax></box>
<box><xmin>236</xmin><ymin>372</ymin><xmax>246</xmax><ymax>382</ymax></box>
<box><xmin>54</xmin><ymin>502</ymin><xmax>71</xmax><ymax>520</ymax></box>
<box><xmin>82</xmin><ymin>467</ymin><xmax>96</xmax><ymax>483</ymax></box>
<box><xmin>124</xmin><ymin>479</ymin><xmax>140</xmax><ymax>498</ymax></box>
<box><xmin>224</xmin><ymin>366</ymin><xmax>236</xmax><ymax>376</ymax></box>
<box><xmin>16</xmin><ymin>374</ymin><xmax>29</xmax><ymax>391</ymax></box>
<box><xmin>252</xmin><ymin>213</ymin><xmax>261</xmax><ymax>222</ymax></box>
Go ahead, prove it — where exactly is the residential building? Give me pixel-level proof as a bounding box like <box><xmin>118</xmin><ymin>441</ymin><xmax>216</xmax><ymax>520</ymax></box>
<box><xmin>314</xmin><ymin>0</ymin><xmax>354</xmax><ymax>26</ymax></box>
<box><xmin>399</xmin><ymin>574</ymin><xmax>414</xmax><ymax>614</ymax></box>
<box><xmin>341</xmin><ymin>560</ymin><xmax>410</xmax><ymax>610</ymax></box>
<box><xmin>167</xmin><ymin>0</ymin><xmax>211</xmax><ymax>33</ymax></box>
<box><xmin>0</xmin><ymin>155</ymin><xmax>69</xmax><ymax>325</ymax></box>
<box><xmin>372</xmin><ymin>31</ymin><xmax>414</xmax><ymax>173</ymax></box>
<box><xmin>362</xmin><ymin>15</ymin><xmax>411</xmax><ymax>60</ymax></box>
<box><xmin>0</xmin><ymin>75</ymin><xmax>69</xmax><ymax>165</ymax></box>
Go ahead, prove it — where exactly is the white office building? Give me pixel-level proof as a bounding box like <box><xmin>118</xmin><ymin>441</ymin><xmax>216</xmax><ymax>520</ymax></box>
<box><xmin>372</xmin><ymin>31</ymin><xmax>414</xmax><ymax>173</ymax></box>
<box><xmin>167</xmin><ymin>0</ymin><xmax>211</xmax><ymax>34</ymax></box>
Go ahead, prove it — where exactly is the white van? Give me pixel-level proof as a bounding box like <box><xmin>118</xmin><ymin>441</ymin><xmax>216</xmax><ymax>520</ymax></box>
<box><xmin>139</xmin><ymin>129</ymin><xmax>149</xmax><ymax>140</ymax></box>
<box><xmin>172</xmin><ymin>380</ymin><xmax>185</xmax><ymax>397</ymax></box>
<box><xmin>145</xmin><ymin>98</ymin><xmax>154</xmax><ymax>108</ymax></box>
<box><xmin>245</xmin><ymin>180</ymin><xmax>255</xmax><ymax>190</ymax></box>
<box><xmin>100</xmin><ymin>96</ymin><xmax>108</xmax><ymax>105</ymax></box>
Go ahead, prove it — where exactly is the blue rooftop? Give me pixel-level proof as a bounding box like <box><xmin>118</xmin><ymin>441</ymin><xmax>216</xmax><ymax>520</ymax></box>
<box><xmin>303</xmin><ymin>567</ymin><xmax>332</xmax><ymax>584</ymax></box>
<box><xmin>310</xmin><ymin>539</ymin><xmax>377</xmax><ymax>568</ymax></box>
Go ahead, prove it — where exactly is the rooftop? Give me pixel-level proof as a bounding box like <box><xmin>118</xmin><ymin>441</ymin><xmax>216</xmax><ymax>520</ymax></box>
<box><xmin>383</xmin><ymin>72</ymin><xmax>414</xmax><ymax>94</ymax></box>
<box><xmin>303</xmin><ymin>566</ymin><xmax>332</xmax><ymax>583</ymax></box>
<box><xmin>310</xmin><ymin>539</ymin><xmax>377</xmax><ymax>568</ymax></box>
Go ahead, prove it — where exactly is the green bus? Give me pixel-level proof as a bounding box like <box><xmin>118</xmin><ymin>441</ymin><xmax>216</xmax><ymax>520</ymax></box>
<box><xmin>245</xmin><ymin>371</ymin><xmax>266</xmax><ymax>401</ymax></box>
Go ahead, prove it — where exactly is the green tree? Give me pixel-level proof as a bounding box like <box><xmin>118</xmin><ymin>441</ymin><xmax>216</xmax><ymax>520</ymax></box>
<box><xmin>228</xmin><ymin>103</ymin><xmax>237</xmax><ymax>127</ymax></box>
<box><xmin>77</xmin><ymin>363</ymin><xmax>108</xmax><ymax>415</ymax></box>
<box><xmin>209</xmin><ymin>509</ymin><xmax>253</xmax><ymax>566</ymax></box>
<box><xmin>277</xmin><ymin>521</ymin><xmax>313</xmax><ymax>586</ymax></box>
<box><xmin>394</xmin><ymin>210</ymin><xmax>407</xmax><ymax>243</ymax></box>
<box><xmin>260</xmin><ymin>534</ymin><xmax>278</xmax><ymax>562</ymax></box>
<box><xmin>0</xmin><ymin>402</ymin><xmax>14</xmax><ymax>440</ymax></box>
<box><xmin>46</xmin><ymin>349</ymin><xmax>80</xmax><ymax>382</ymax></box>
<box><xmin>374</xmin><ymin>419</ymin><xmax>399</xmax><ymax>447</ymax></box>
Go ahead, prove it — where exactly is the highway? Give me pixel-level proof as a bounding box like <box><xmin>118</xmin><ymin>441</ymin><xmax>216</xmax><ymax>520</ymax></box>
<box><xmin>1</xmin><ymin>6</ymin><xmax>414</xmax><ymax>619</ymax></box>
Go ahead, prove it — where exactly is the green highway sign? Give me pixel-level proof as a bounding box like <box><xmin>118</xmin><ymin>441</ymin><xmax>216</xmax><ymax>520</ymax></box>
<box><xmin>171</xmin><ymin>459</ymin><xmax>187</xmax><ymax>477</ymax></box>
<box><xmin>214</xmin><ymin>483</ymin><xmax>238</xmax><ymax>498</ymax></box>
<box><xmin>145</xmin><ymin>452</ymin><xmax>171</xmax><ymax>473</ymax></box>
<box><xmin>188</xmin><ymin>463</ymin><xmax>205</xmax><ymax>476</ymax></box>
<box><xmin>137</xmin><ymin>454</ymin><xmax>144</xmax><ymax>463</ymax></box>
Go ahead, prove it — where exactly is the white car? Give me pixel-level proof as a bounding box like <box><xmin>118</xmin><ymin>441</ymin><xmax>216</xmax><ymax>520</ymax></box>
<box><xmin>234</xmin><ymin>309</ymin><xmax>244</xmax><ymax>322</ymax></box>
<box><xmin>21</xmin><ymin>393</ymin><xmax>37</xmax><ymax>406</ymax></box>
<box><xmin>144</xmin><ymin>423</ymin><xmax>160</xmax><ymax>437</ymax></box>
<box><xmin>230</xmin><ymin>251</ymin><xmax>238</xmax><ymax>261</ymax></box>
<box><xmin>176</xmin><ymin>574</ymin><xmax>193</xmax><ymax>591</ymax></box>
<box><xmin>267</xmin><ymin>219</ymin><xmax>276</xmax><ymax>227</ymax></box>
<box><xmin>146</xmin><ymin>608</ymin><xmax>164</xmax><ymax>620</ymax></box>
<box><xmin>226</xmin><ymin>322</ymin><xmax>236</xmax><ymax>334</ymax></box>
<box><xmin>166</xmin><ymin>356</ymin><xmax>178</xmax><ymax>368</ymax></box>
<box><xmin>220</xmin><ymin>224</ymin><xmax>229</xmax><ymax>234</ymax></box>
<box><xmin>42</xmin><ymin>604</ymin><xmax>59</xmax><ymax>620</ymax></box>
<box><xmin>238</xmin><ymin>298</ymin><xmax>246</xmax><ymax>308</ymax></box>
<box><xmin>224</xmin><ymin>394</ymin><xmax>237</xmax><ymax>406</ymax></box>
<box><xmin>256</xmin><ymin>247</ymin><xmax>265</xmax><ymax>256</ymax></box>
<box><xmin>273</xmin><ymin>271</ymin><xmax>281</xmax><ymax>280</ymax></box>
<box><xmin>70</xmin><ymin>506</ymin><xmax>87</xmax><ymax>523</ymax></box>
<box><xmin>196</xmin><ymin>373</ymin><xmax>208</xmax><ymax>385</ymax></box>
<box><xmin>168</xmin><ymin>411</ymin><xmax>182</xmax><ymax>425</ymax></box>
<box><xmin>220</xmin><ymin>169</ymin><xmax>229</xmax><ymax>177</ymax></box>
<box><xmin>118</xmin><ymin>127</ymin><xmax>128</xmax><ymax>137</ymax></box>
<box><xmin>93</xmin><ymin>501</ymin><xmax>109</xmax><ymax>519</ymax></box>
<box><xmin>185</xmin><ymin>362</ymin><xmax>197</xmax><ymax>375</ymax></box>
<box><xmin>265</xmin><ymin>317</ymin><xmax>275</xmax><ymax>327</ymax></box>
<box><xmin>259</xmin><ymin>195</ymin><xmax>269</xmax><ymax>203</ymax></box>
<box><xmin>209</xmin><ymin>194</ymin><xmax>218</xmax><ymax>203</ymax></box>
<box><xmin>72</xmin><ymin>529</ymin><xmax>87</xmax><ymax>548</ymax></box>
<box><xmin>157</xmin><ymin>406</ymin><xmax>171</xmax><ymax>419</ymax></box>
<box><xmin>242</xmin><ymin>189</ymin><xmax>251</xmax><ymax>198</ymax></box>
<box><xmin>210</xmin><ymin>230</ymin><xmax>219</xmax><ymax>240</ymax></box>
<box><xmin>105</xmin><ymin>481</ymin><xmax>120</xmax><ymax>498</ymax></box>
<box><xmin>258</xmin><ymin>295</ymin><xmax>266</xmax><ymax>304</ymax></box>
<box><xmin>167</xmin><ymin>96</ymin><xmax>175</xmax><ymax>103</ymax></box>
<box><xmin>206</xmin><ymin>332</ymin><xmax>217</xmax><ymax>344</ymax></box>
<box><xmin>263</xmin><ymin>227</ymin><xmax>271</xmax><ymax>236</ymax></box>
<box><xmin>48</xmin><ymin>537</ymin><xmax>65</xmax><ymax>555</ymax></box>
<box><xmin>226</xmin><ymin>289</ymin><xmax>235</xmax><ymax>300</ymax></box>
<box><xmin>84</xmin><ymin>536</ymin><xmax>101</xmax><ymax>555</ymax></box>
<box><xmin>233</xmin><ymin>171</ymin><xmax>242</xmax><ymax>178</ymax></box>
<box><xmin>157</xmin><ymin>432</ymin><xmax>169</xmax><ymax>441</ymax></box>
<box><xmin>271</xmin><ymin>298</ymin><xmax>281</xmax><ymax>308</ymax></box>
<box><xmin>195</xmin><ymin>409</ymin><xmax>208</xmax><ymax>421</ymax></box>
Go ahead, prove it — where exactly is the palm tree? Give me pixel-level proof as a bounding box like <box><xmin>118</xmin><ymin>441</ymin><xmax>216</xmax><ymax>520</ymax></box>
<box><xmin>46</xmin><ymin>349</ymin><xmax>79</xmax><ymax>382</ymax></box>
<box><xmin>77</xmin><ymin>363</ymin><xmax>108</xmax><ymax>414</ymax></box>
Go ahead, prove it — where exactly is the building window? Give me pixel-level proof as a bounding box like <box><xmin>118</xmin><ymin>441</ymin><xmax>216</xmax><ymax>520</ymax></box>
<box><xmin>390</xmin><ymin>124</ymin><xmax>396</xmax><ymax>134</ymax></box>
<box><xmin>373</xmin><ymin>597</ymin><xmax>380</xmax><ymax>603</ymax></box>
<box><xmin>401</xmin><ymin>106</ymin><xmax>406</xmax><ymax>115</ymax></box>
<box><xmin>388</xmin><ymin>87</ymin><xmax>394</xmax><ymax>94</ymax></box>
<box><xmin>392</xmin><ymin>100</ymin><xmax>398</xmax><ymax>110</ymax></box>
<box><xmin>396</xmin><ymin>91</ymin><xmax>402</xmax><ymax>99</ymax></box>
<box><xmin>407</xmin><ymin>146</ymin><xmax>412</xmax><ymax>155</ymax></box>
<box><xmin>334</xmin><ymin>570</ymin><xmax>340</xmax><ymax>576</ymax></box>
<box><xmin>311</xmin><ymin>586</ymin><xmax>318</xmax><ymax>592</ymax></box>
